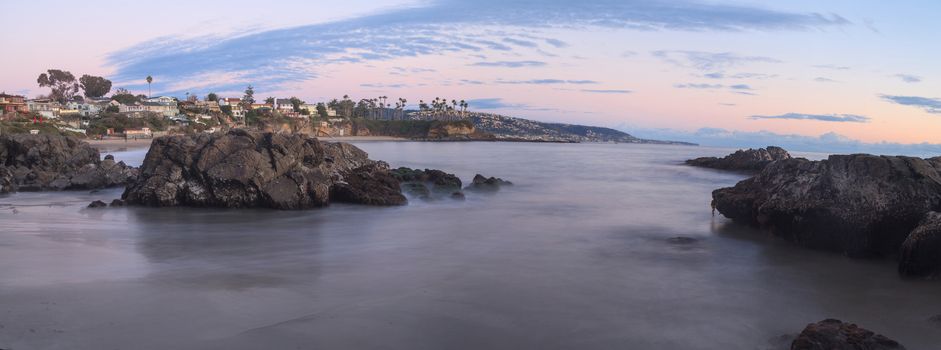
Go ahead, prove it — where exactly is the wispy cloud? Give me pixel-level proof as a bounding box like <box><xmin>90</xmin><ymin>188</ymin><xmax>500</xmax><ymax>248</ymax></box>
<box><xmin>703</xmin><ymin>72</ymin><xmax>777</xmax><ymax>80</ymax></box>
<box><xmin>895</xmin><ymin>74</ymin><xmax>922</xmax><ymax>83</ymax></box>
<box><xmin>469</xmin><ymin>61</ymin><xmax>547</xmax><ymax>68</ymax></box>
<box><xmin>813</xmin><ymin>64</ymin><xmax>851</xmax><ymax>70</ymax></box>
<box><xmin>729</xmin><ymin>84</ymin><xmax>753</xmax><ymax>90</ymax></box>
<box><xmin>106</xmin><ymin>0</ymin><xmax>848</xmax><ymax>95</ymax></box>
<box><xmin>497</xmin><ymin>79</ymin><xmax>598</xmax><ymax>85</ymax></box>
<box><xmin>749</xmin><ymin>112</ymin><xmax>870</xmax><ymax>123</ymax></box>
<box><xmin>881</xmin><ymin>95</ymin><xmax>941</xmax><ymax>114</ymax></box>
<box><xmin>581</xmin><ymin>89</ymin><xmax>632</xmax><ymax>94</ymax></box>
<box><xmin>675</xmin><ymin>83</ymin><xmax>723</xmax><ymax>89</ymax></box>
<box><xmin>814</xmin><ymin>77</ymin><xmax>838</xmax><ymax>83</ymax></box>
<box><xmin>652</xmin><ymin>50</ymin><xmax>780</xmax><ymax>71</ymax></box>
<box><xmin>503</xmin><ymin>37</ymin><xmax>539</xmax><ymax>48</ymax></box>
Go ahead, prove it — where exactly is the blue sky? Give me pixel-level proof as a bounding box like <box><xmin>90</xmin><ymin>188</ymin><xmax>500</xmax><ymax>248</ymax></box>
<box><xmin>2</xmin><ymin>0</ymin><xmax>941</xmax><ymax>154</ymax></box>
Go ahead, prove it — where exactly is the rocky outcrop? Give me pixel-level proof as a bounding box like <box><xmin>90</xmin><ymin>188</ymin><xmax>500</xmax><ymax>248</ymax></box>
<box><xmin>687</xmin><ymin>146</ymin><xmax>791</xmax><ymax>172</ymax></box>
<box><xmin>713</xmin><ymin>155</ymin><xmax>941</xmax><ymax>262</ymax></box>
<box><xmin>122</xmin><ymin>130</ymin><xmax>403</xmax><ymax>209</ymax></box>
<box><xmin>898</xmin><ymin>212</ymin><xmax>941</xmax><ymax>278</ymax></box>
<box><xmin>465</xmin><ymin>174</ymin><xmax>512</xmax><ymax>192</ymax></box>
<box><xmin>0</xmin><ymin>134</ymin><xmax>137</xmax><ymax>192</ymax></box>
<box><xmin>329</xmin><ymin>163</ymin><xmax>406</xmax><ymax>206</ymax></box>
<box><xmin>426</xmin><ymin>123</ymin><xmax>475</xmax><ymax>139</ymax></box>
<box><xmin>791</xmin><ymin>319</ymin><xmax>905</xmax><ymax>350</ymax></box>
<box><xmin>390</xmin><ymin>167</ymin><xmax>464</xmax><ymax>200</ymax></box>
<box><xmin>88</xmin><ymin>200</ymin><xmax>107</xmax><ymax>208</ymax></box>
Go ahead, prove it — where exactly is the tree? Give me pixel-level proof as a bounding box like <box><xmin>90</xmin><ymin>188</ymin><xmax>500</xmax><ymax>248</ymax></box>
<box><xmin>241</xmin><ymin>85</ymin><xmax>255</xmax><ymax>106</ymax></box>
<box><xmin>105</xmin><ymin>104</ymin><xmax>120</xmax><ymax>113</ymax></box>
<box><xmin>220</xmin><ymin>105</ymin><xmax>233</xmax><ymax>116</ymax></box>
<box><xmin>145</xmin><ymin>75</ymin><xmax>153</xmax><ymax>97</ymax></box>
<box><xmin>264</xmin><ymin>97</ymin><xmax>275</xmax><ymax>105</ymax></box>
<box><xmin>206</xmin><ymin>92</ymin><xmax>218</xmax><ymax>102</ymax></box>
<box><xmin>111</xmin><ymin>87</ymin><xmax>139</xmax><ymax>105</ymax></box>
<box><xmin>316</xmin><ymin>102</ymin><xmax>328</xmax><ymax>118</ymax></box>
<box><xmin>37</xmin><ymin>69</ymin><xmax>80</xmax><ymax>103</ymax></box>
<box><xmin>79</xmin><ymin>75</ymin><xmax>112</xmax><ymax>98</ymax></box>
<box><xmin>289</xmin><ymin>97</ymin><xmax>303</xmax><ymax>113</ymax></box>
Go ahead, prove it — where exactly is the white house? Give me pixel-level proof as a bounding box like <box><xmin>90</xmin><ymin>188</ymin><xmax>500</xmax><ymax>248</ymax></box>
<box><xmin>27</xmin><ymin>99</ymin><xmax>61</xmax><ymax>119</ymax></box>
<box><xmin>146</xmin><ymin>96</ymin><xmax>175</xmax><ymax>104</ymax></box>
<box><xmin>142</xmin><ymin>101</ymin><xmax>179</xmax><ymax>117</ymax></box>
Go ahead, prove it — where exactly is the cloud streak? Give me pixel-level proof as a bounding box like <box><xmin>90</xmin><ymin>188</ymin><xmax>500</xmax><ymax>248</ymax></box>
<box><xmin>881</xmin><ymin>95</ymin><xmax>941</xmax><ymax>114</ymax></box>
<box><xmin>749</xmin><ymin>113</ymin><xmax>870</xmax><ymax>123</ymax></box>
<box><xmin>469</xmin><ymin>61</ymin><xmax>547</xmax><ymax>68</ymax></box>
<box><xmin>652</xmin><ymin>50</ymin><xmax>780</xmax><ymax>71</ymax></box>
<box><xmin>106</xmin><ymin>0</ymin><xmax>848</xmax><ymax>95</ymax></box>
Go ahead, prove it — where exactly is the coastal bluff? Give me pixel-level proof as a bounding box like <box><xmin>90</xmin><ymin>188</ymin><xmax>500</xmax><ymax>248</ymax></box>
<box><xmin>122</xmin><ymin>130</ymin><xmax>406</xmax><ymax>209</ymax></box>
<box><xmin>712</xmin><ymin>154</ymin><xmax>941</xmax><ymax>277</ymax></box>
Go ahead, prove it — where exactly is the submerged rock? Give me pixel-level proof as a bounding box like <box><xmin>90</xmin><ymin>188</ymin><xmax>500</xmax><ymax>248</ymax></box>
<box><xmin>791</xmin><ymin>319</ymin><xmax>905</xmax><ymax>350</ymax></box>
<box><xmin>465</xmin><ymin>174</ymin><xmax>512</xmax><ymax>192</ymax></box>
<box><xmin>899</xmin><ymin>212</ymin><xmax>941</xmax><ymax>278</ymax></box>
<box><xmin>109</xmin><ymin>199</ymin><xmax>126</xmax><ymax>207</ymax></box>
<box><xmin>391</xmin><ymin>167</ymin><xmax>462</xmax><ymax>192</ymax></box>
<box><xmin>687</xmin><ymin>146</ymin><xmax>791</xmax><ymax>172</ymax></box>
<box><xmin>0</xmin><ymin>134</ymin><xmax>138</xmax><ymax>192</ymax></box>
<box><xmin>87</xmin><ymin>200</ymin><xmax>107</xmax><ymax>208</ymax></box>
<box><xmin>713</xmin><ymin>155</ymin><xmax>941</xmax><ymax>262</ymax></box>
<box><xmin>122</xmin><ymin>130</ymin><xmax>400</xmax><ymax>209</ymax></box>
<box><xmin>928</xmin><ymin>314</ymin><xmax>941</xmax><ymax>326</ymax></box>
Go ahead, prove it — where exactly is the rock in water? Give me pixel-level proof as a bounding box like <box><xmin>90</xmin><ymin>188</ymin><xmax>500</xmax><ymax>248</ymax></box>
<box><xmin>899</xmin><ymin>212</ymin><xmax>941</xmax><ymax>278</ymax></box>
<box><xmin>109</xmin><ymin>199</ymin><xmax>126</xmax><ymax>207</ymax></box>
<box><xmin>687</xmin><ymin>146</ymin><xmax>791</xmax><ymax>172</ymax></box>
<box><xmin>122</xmin><ymin>130</ymin><xmax>402</xmax><ymax>209</ymax></box>
<box><xmin>391</xmin><ymin>167</ymin><xmax>462</xmax><ymax>193</ymax></box>
<box><xmin>87</xmin><ymin>200</ymin><xmax>107</xmax><ymax>208</ymax></box>
<box><xmin>465</xmin><ymin>174</ymin><xmax>512</xmax><ymax>192</ymax></box>
<box><xmin>329</xmin><ymin>163</ymin><xmax>406</xmax><ymax>206</ymax></box>
<box><xmin>791</xmin><ymin>319</ymin><xmax>905</xmax><ymax>350</ymax></box>
<box><xmin>713</xmin><ymin>155</ymin><xmax>941</xmax><ymax>259</ymax></box>
<box><xmin>0</xmin><ymin>134</ymin><xmax>138</xmax><ymax>191</ymax></box>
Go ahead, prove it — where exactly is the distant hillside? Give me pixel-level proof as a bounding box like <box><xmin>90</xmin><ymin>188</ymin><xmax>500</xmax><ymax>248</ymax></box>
<box><xmin>464</xmin><ymin>113</ymin><xmax>694</xmax><ymax>144</ymax></box>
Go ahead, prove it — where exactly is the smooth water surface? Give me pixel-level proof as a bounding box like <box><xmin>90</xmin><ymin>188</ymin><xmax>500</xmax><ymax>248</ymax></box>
<box><xmin>1</xmin><ymin>142</ymin><xmax>939</xmax><ymax>349</ymax></box>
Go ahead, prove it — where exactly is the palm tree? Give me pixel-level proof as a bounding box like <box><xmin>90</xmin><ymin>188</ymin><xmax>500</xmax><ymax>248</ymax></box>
<box><xmin>145</xmin><ymin>75</ymin><xmax>153</xmax><ymax>97</ymax></box>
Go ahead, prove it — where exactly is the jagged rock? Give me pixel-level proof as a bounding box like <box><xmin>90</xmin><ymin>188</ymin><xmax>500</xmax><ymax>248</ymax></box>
<box><xmin>391</xmin><ymin>167</ymin><xmax>462</xmax><ymax>193</ymax></box>
<box><xmin>87</xmin><ymin>200</ymin><xmax>107</xmax><ymax>208</ymax></box>
<box><xmin>122</xmin><ymin>130</ymin><xmax>396</xmax><ymax>209</ymax></box>
<box><xmin>687</xmin><ymin>146</ymin><xmax>791</xmax><ymax>172</ymax></box>
<box><xmin>450</xmin><ymin>191</ymin><xmax>465</xmax><ymax>200</ymax></box>
<box><xmin>401</xmin><ymin>182</ymin><xmax>432</xmax><ymax>200</ymax></box>
<box><xmin>0</xmin><ymin>134</ymin><xmax>137</xmax><ymax>192</ymax></box>
<box><xmin>899</xmin><ymin>212</ymin><xmax>941</xmax><ymax>278</ymax></box>
<box><xmin>713</xmin><ymin>155</ymin><xmax>941</xmax><ymax>261</ymax></box>
<box><xmin>791</xmin><ymin>319</ymin><xmax>905</xmax><ymax>350</ymax></box>
<box><xmin>329</xmin><ymin>162</ymin><xmax>406</xmax><ymax>206</ymax></box>
<box><xmin>110</xmin><ymin>199</ymin><xmax>126</xmax><ymax>207</ymax></box>
<box><xmin>465</xmin><ymin>174</ymin><xmax>512</xmax><ymax>192</ymax></box>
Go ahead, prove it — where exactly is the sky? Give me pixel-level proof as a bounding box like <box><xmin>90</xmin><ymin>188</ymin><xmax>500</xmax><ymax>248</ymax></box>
<box><xmin>3</xmin><ymin>0</ymin><xmax>941</xmax><ymax>154</ymax></box>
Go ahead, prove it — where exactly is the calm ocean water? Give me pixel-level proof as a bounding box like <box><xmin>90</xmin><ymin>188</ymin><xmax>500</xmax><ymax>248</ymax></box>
<box><xmin>1</xmin><ymin>142</ymin><xmax>939</xmax><ymax>349</ymax></box>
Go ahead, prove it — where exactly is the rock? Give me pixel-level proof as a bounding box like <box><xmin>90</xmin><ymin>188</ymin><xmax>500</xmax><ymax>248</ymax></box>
<box><xmin>465</xmin><ymin>174</ymin><xmax>513</xmax><ymax>192</ymax></box>
<box><xmin>401</xmin><ymin>182</ymin><xmax>432</xmax><ymax>200</ymax></box>
<box><xmin>87</xmin><ymin>200</ymin><xmax>107</xmax><ymax>208</ymax></box>
<box><xmin>899</xmin><ymin>212</ymin><xmax>941</xmax><ymax>278</ymax></box>
<box><xmin>109</xmin><ymin>199</ymin><xmax>126</xmax><ymax>207</ymax></box>
<box><xmin>450</xmin><ymin>191</ymin><xmax>465</xmax><ymax>200</ymax></box>
<box><xmin>713</xmin><ymin>155</ymin><xmax>941</xmax><ymax>260</ymax></box>
<box><xmin>122</xmin><ymin>130</ymin><xmax>395</xmax><ymax>209</ymax></box>
<box><xmin>0</xmin><ymin>134</ymin><xmax>137</xmax><ymax>192</ymax></box>
<box><xmin>791</xmin><ymin>319</ymin><xmax>905</xmax><ymax>350</ymax></box>
<box><xmin>329</xmin><ymin>163</ymin><xmax>407</xmax><ymax>206</ymax></box>
<box><xmin>687</xmin><ymin>146</ymin><xmax>791</xmax><ymax>172</ymax></box>
<box><xmin>391</xmin><ymin>167</ymin><xmax>462</xmax><ymax>193</ymax></box>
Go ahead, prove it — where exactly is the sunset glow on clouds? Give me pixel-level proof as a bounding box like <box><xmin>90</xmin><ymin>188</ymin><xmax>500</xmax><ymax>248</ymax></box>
<box><xmin>2</xmin><ymin>0</ymin><xmax>941</xmax><ymax>152</ymax></box>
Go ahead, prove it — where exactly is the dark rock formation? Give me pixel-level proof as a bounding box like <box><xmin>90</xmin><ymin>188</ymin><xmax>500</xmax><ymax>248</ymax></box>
<box><xmin>391</xmin><ymin>167</ymin><xmax>462</xmax><ymax>192</ymax></box>
<box><xmin>687</xmin><ymin>146</ymin><xmax>791</xmax><ymax>172</ymax></box>
<box><xmin>87</xmin><ymin>200</ymin><xmax>107</xmax><ymax>208</ymax></box>
<box><xmin>110</xmin><ymin>199</ymin><xmax>126</xmax><ymax>207</ymax></box>
<box><xmin>329</xmin><ymin>163</ymin><xmax>406</xmax><ymax>206</ymax></box>
<box><xmin>0</xmin><ymin>134</ymin><xmax>137</xmax><ymax>192</ymax></box>
<box><xmin>122</xmin><ymin>130</ymin><xmax>402</xmax><ymax>209</ymax></box>
<box><xmin>713</xmin><ymin>155</ymin><xmax>941</xmax><ymax>261</ymax></box>
<box><xmin>450</xmin><ymin>192</ymin><xmax>465</xmax><ymax>200</ymax></box>
<box><xmin>791</xmin><ymin>319</ymin><xmax>905</xmax><ymax>350</ymax></box>
<box><xmin>899</xmin><ymin>212</ymin><xmax>941</xmax><ymax>278</ymax></box>
<box><xmin>390</xmin><ymin>167</ymin><xmax>465</xmax><ymax>200</ymax></box>
<box><xmin>465</xmin><ymin>174</ymin><xmax>513</xmax><ymax>192</ymax></box>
